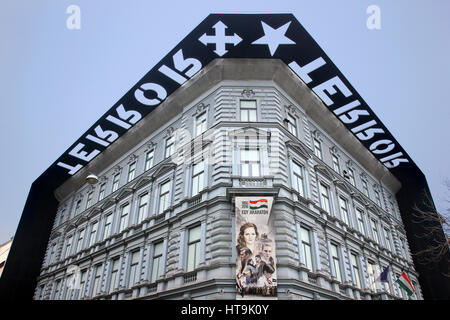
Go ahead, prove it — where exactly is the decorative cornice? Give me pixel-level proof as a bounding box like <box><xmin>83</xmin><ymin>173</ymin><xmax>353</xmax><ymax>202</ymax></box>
<box><xmin>241</xmin><ymin>88</ymin><xmax>255</xmax><ymax>98</ymax></box>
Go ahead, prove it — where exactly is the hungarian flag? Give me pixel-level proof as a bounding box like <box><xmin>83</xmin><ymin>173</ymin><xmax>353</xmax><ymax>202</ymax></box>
<box><xmin>249</xmin><ymin>199</ymin><xmax>268</xmax><ymax>209</ymax></box>
<box><xmin>396</xmin><ymin>272</ymin><xmax>415</xmax><ymax>296</ymax></box>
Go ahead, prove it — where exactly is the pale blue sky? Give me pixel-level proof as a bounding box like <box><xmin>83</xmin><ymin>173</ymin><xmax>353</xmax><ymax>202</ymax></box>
<box><xmin>1</xmin><ymin>0</ymin><xmax>449</xmax><ymax>244</ymax></box>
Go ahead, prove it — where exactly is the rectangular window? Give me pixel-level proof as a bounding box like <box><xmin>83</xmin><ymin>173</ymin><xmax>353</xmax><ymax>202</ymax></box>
<box><xmin>350</xmin><ymin>253</ymin><xmax>361</xmax><ymax>288</ymax></box>
<box><xmin>195</xmin><ymin>113</ymin><xmax>207</xmax><ymax>137</ymax></box>
<box><xmin>103</xmin><ymin>213</ymin><xmax>113</xmax><ymax>240</ymax></box>
<box><xmin>64</xmin><ymin>235</ymin><xmax>73</xmax><ymax>259</ymax></box>
<box><xmin>319</xmin><ymin>183</ymin><xmax>331</xmax><ymax>213</ymax></box>
<box><xmin>384</xmin><ymin>228</ymin><xmax>392</xmax><ymax>251</ymax></box>
<box><xmin>371</xmin><ymin>219</ymin><xmax>379</xmax><ymax>243</ymax></box>
<box><xmin>191</xmin><ymin>161</ymin><xmax>205</xmax><ymax>196</ymax></box>
<box><xmin>74</xmin><ymin>199</ymin><xmax>82</xmax><ymax>215</ymax></box>
<box><xmin>128</xmin><ymin>250</ymin><xmax>140</xmax><ymax>288</ymax></box>
<box><xmin>374</xmin><ymin>189</ymin><xmax>382</xmax><ymax>207</ymax></box>
<box><xmin>112</xmin><ymin>173</ymin><xmax>120</xmax><ymax>192</ymax></box>
<box><xmin>88</xmin><ymin>221</ymin><xmax>98</xmax><ymax>247</ymax></box>
<box><xmin>332</xmin><ymin>154</ymin><xmax>340</xmax><ymax>173</ymax></box>
<box><xmin>98</xmin><ymin>183</ymin><xmax>106</xmax><ymax>201</ymax></box>
<box><xmin>109</xmin><ymin>258</ymin><xmax>120</xmax><ymax>293</ymax></box>
<box><xmin>356</xmin><ymin>209</ymin><xmax>365</xmax><ymax>235</ymax></box>
<box><xmin>240</xmin><ymin>100</ymin><xmax>257</xmax><ymax>122</ymax></box>
<box><xmin>347</xmin><ymin>168</ymin><xmax>355</xmax><ymax>186</ymax></box>
<box><xmin>313</xmin><ymin>138</ymin><xmax>322</xmax><ymax>159</ymax></box>
<box><xmin>330</xmin><ymin>243</ymin><xmax>342</xmax><ymax>282</ymax></box>
<box><xmin>52</xmin><ymin>279</ymin><xmax>62</xmax><ymax>300</ymax></box>
<box><xmin>165</xmin><ymin>136</ymin><xmax>175</xmax><ymax>159</ymax></box>
<box><xmin>137</xmin><ymin>193</ymin><xmax>149</xmax><ymax>224</ymax></box>
<box><xmin>187</xmin><ymin>225</ymin><xmax>201</xmax><ymax>272</ymax></box>
<box><xmin>77</xmin><ymin>270</ymin><xmax>87</xmax><ymax>300</ymax></box>
<box><xmin>48</xmin><ymin>243</ymin><xmax>56</xmax><ymax>265</ymax></box>
<box><xmin>76</xmin><ymin>229</ymin><xmax>85</xmax><ymax>252</ymax></box>
<box><xmin>127</xmin><ymin>162</ymin><xmax>136</xmax><ymax>182</ymax></box>
<box><xmin>92</xmin><ymin>264</ymin><xmax>102</xmax><ymax>296</ymax></box>
<box><xmin>119</xmin><ymin>203</ymin><xmax>130</xmax><ymax>233</ymax></box>
<box><xmin>151</xmin><ymin>242</ymin><xmax>164</xmax><ymax>282</ymax></box>
<box><xmin>86</xmin><ymin>191</ymin><xmax>93</xmax><ymax>209</ymax></box>
<box><xmin>362</xmin><ymin>180</ymin><xmax>369</xmax><ymax>197</ymax></box>
<box><xmin>338</xmin><ymin>197</ymin><xmax>349</xmax><ymax>225</ymax></box>
<box><xmin>300</xmin><ymin>227</ymin><xmax>313</xmax><ymax>270</ymax></box>
<box><xmin>286</xmin><ymin>113</ymin><xmax>297</xmax><ymax>136</ymax></box>
<box><xmin>145</xmin><ymin>150</ymin><xmax>154</xmax><ymax>171</ymax></box>
<box><xmin>158</xmin><ymin>181</ymin><xmax>171</xmax><ymax>214</ymax></box>
<box><xmin>240</xmin><ymin>149</ymin><xmax>260</xmax><ymax>177</ymax></box>
<box><xmin>292</xmin><ymin>162</ymin><xmax>305</xmax><ymax>197</ymax></box>
<box><xmin>368</xmin><ymin>261</ymin><xmax>376</xmax><ymax>291</ymax></box>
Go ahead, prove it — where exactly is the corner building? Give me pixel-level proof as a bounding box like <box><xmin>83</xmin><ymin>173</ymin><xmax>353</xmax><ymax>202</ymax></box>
<box><xmin>34</xmin><ymin>60</ymin><xmax>422</xmax><ymax>300</ymax></box>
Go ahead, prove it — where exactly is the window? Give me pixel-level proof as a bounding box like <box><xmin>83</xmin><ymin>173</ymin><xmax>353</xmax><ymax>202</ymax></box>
<box><xmin>383</xmin><ymin>228</ymin><xmax>392</xmax><ymax>251</ymax></box>
<box><xmin>48</xmin><ymin>243</ymin><xmax>56</xmax><ymax>265</ymax></box>
<box><xmin>319</xmin><ymin>183</ymin><xmax>331</xmax><ymax>213</ymax></box>
<box><xmin>112</xmin><ymin>173</ymin><xmax>120</xmax><ymax>192</ymax></box>
<box><xmin>127</xmin><ymin>162</ymin><xmax>136</xmax><ymax>182</ymax></box>
<box><xmin>370</xmin><ymin>219</ymin><xmax>379</xmax><ymax>244</ymax></box>
<box><xmin>330</xmin><ymin>243</ymin><xmax>342</xmax><ymax>282</ymax></box>
<box><xmin>128</xmin><ymin>250</ymin><xmax>140</xmax><ymax>287</ymax></box>
<box><xmin>52</xmin><ymin>279</ymin><xmax>62</xmax><ymax>300</ymax></box>
<box><xmin>77</xmin><ymin>269</ymin><xmax>87</xmax><ymax>300</ymax></box>
<box><xmin>109</xmin><ymin>258</ymin><xmax>120</xmax><ymax>293</ymax></box>
<box><xmin>88</xmin><ymin>221</ymin><xmax>98</xmax><ymax>247</ymax></box>
<box><xmin>292</xmin><ymin>162</ymin><xmax>305</xmax><ymax>197</ymax></box>
<box><xmin>191</xmin><ymin>161</ymin><xmax>205</xmax><ymax>196</ymax></box>
<box><xmin>286</xmin><ymin>113</ymin><xmax>297</xmax><ymax>136</ymax></box>
<box><xmin>98</xmin><ymin>183</ymin><xmax>106</xmax><ymax>201</ymax></box>
<box><xmin>300</xmin><ymin>227</ymin><xmax>313</xmax><ymax>270</ymax></box>
<box><xmin>367</xmin><ymin>261</ymin><xmax>376</xmax><ymax>291</ymax></box>
<box><xmin>374</xmin><ymin>189</ymin><xmax>382</xmax><ymax>207</ymax></box>
<box><xmin>74</xmin><ymin>199</ymin><xmax>82</xmax><ymax>215</ymax></box>
<box><xmin>158</xmin><ymin>181</ymin><xmax>171</xmax><ymax>214</ymax></box>
<box><xmin>136</xmin><ymin>193</ymin><xmax>149</xmax><ymax>224</ymax></box>
<box><xmin>86</xmin><ymin>191</ymin><xmax>93</xmax><ymax>209</ymax></box>
<box><xmin>165</xmin><ymin>136</ymin><xmax>175</xmax><ymax>159</ymax></box>
<box><xmin>362</xmin><ymin>180</ymin><xmax>369</xmax><ymax>197</ymax></box>
<box><xmin>76</xmin><ymin>229</ymin><xmax>85</xmax><ymax>252</ymax></box>
<box><xmin>332</xmin><ymin>154</ymin><xmax>340</xmax><ymax>173</ymax></box>
<box><xmin>64</xmin><ymin>235</ymin><xmax>73</xmax><ymax>259</ymax></box>
<box><xmin>356</xmin><ymin>209</ymin><xmax>365</xmax><ymax>235</ymax></box>
<box><xmin>118</xmin><ymin>203</ymin><xmax>130</xmax><ymax>233</ymax></box>
<box><xmin>240</xmin><ymin>149</ymin><xmax>260</xmax><ymax>177</ymax></box>
<box><xmin>92</xmin><ymin>264</ymin><xmax>102</xmax><ymax>296</ymax></box>
<box><xmin>346</xmin><ymin>168</ymin><xmax>355</xmax><ymax>186</ymax></box>
<box><xmin>338</xmin><ymin>197</ymin><xmax>350</xmax><ymax>225</ymax></box>
<box><xmin>240</xmin><ymin>100</ymin><xmax>257</xmax><ymax>122</ymax></box>
<box><xmin>103</xmin><ymin>213</ymin><xmax>113</xmax><ymax>240</ymax></box>
<box><xmin>313</xmin><ymin>138</ymin><xmax>322</xmax><ymax>159</ymax></box>
<box><xmin>350</xmin><ymin>253</ymin><xmax>361</xmax><ymax>289</ymax></box>
<box><xmin>187</xmin><ymin>225</ymin><xmax>201</xmax><ymax>272</ymax></box>
<box><xmin>151</xmin><ymin>242</ymin><xmax>164</xmax><ymax>282</ymax></box>
<box><xmin>59</xmin><ymin>209</ymin><xmax>66</xmax><ymax>225</ymax></box>
<box><xmin>145</xmin><ymin>150</ymin><xmax>154</xmax><ymax>171</ymax></box>
<box><xmin>195</xmin><ymin>113</ymin><xmax>207</xmax><ymax>137</ymax></box>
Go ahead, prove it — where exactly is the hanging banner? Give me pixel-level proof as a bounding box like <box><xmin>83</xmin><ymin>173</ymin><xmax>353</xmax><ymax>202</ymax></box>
<box><xmin>235</xmin><ymin>196</ymin><xmax>277</xmax><ymax>299</ymax></box>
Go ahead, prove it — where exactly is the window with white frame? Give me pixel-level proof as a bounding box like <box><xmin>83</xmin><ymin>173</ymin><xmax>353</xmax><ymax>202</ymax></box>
<box><xmin>103</xmin><ymin>213</ymin><xmax>113</xmax><ymax>240</ymax></box>
<box><xmin>118</xmin><ymin>203</ymin><xmax>130</xmax><ymax>233</ymax></box>
<box><xmin>165</xmin><ymin>136</ymin><xmax>175</xmax><ymax>159</ymax></box>
<box><xmin>109</xmin><ymin>257</ymin><xmax>120</xmax><ymax>293</ymax></box>
<box><xmin>350</xmin><ymin>253</ymin><xmax>361</xmax><ymax>289</ymax></box>
<box><xmin>286</xmin><ymin>113</ymin><xmax>297</xmax><ymax>136</ymax></box>
<box><xmin>98</xmin><ymin>183</ymin><xmax>106</xmax><ymax>201</ymax></box>
<box><xmin>374</xmin><ymin>189</ymin><xmax>382</xmax><ymax>207</ymax></box>
<box><xmin>74</xmin><ymin>199</ymin><xmax>82</xmax><ymax>216</ymax></box>
<box><xmin>145</xmin><ymin>149</ymin><xmax>154</xmax><ymax>171</ymax></box>
<box><xmin>332</xmin><ymin>154</ymin><xmax>340</xmax><ymax>173</ymax></box>
<box><xmin>48</xmin><ymin>243</ymin><xmax>56</xmax><ymax>265</ymax></box>
<box><xmin>383</xmin><ymin>228</ymin><xmax>392</xmax><ymax>251</ymax></box>
<box><xmin>319</xmin><ymin>183</ymin><xmax>331</xmax><ymax>213</ymax></box>
<box><xmin>77</xmin><ymin>269</ymin><xmax>87</xmax><ymax>300</ymax></box>
<box><xmin>151</xmin><ymin>241</ymin><xmax>164</xmax><ymax>282</ymax></box>
<box><xmin>356</xmin><ymin>208</ymin><xmax>365</xmax><ymax>235</ymax></box>
<box><xmin>338</xmin><ymin>196</ymin><xmax>350</xmax><ymax>225</ymax></box>
<box><xmin>367</xmin><ymin>261</ymin><xmax>377</xmax><ymax>291</ymax></box>
<box><xmin>191</xmin><ymin>161</ymin><xmax>205</xmax><ymax>196</ymax></box>
<box><xmin>300</xmin><ymin>226</ymin><xmax>313</xmax><ymax>270</ymax></box>
<box><xmin>362</xmin><ymin>180</ymin><xmax>369</xmax><ymax>197</ymax></box>
<box><xmin>76</xmin><ymin>228</ymin><xmax>85</xmax><ymax>252</ymax></box>
<box><xmin>292</xmin><ymin>161</ymin><xmax>305</xmax><ymax>197</ymax></box>
<box><xmin>88</xmin><ymin>221</ymin><xmax>98</xmax><ymax>247</ymax></box>
<box><xmin>92</xmin><ymin>264</ymin><xmax>102</xmax><ymax>296</ymax></box>
<box><xmin>240</xmin><ymin>100</ymin><xmax>257</xmax><ymax>122</ymax></box>
<box><xmin>187</xmin><ymin>225</ymin><xmax>201</xmax><ymax>272</ymax></box>
<box><xmin>128</xmin><ymin>250</ymin><xmax>140</xmax><ymax>288</ymax></box>
<box><xmin>158</xmin><ymin>181</ymin><xmax>171</xmax><ymax>214</ymax></box>
<box><xmin>136</xmin><ymin>193</ymin><xmax>149</xmax><ymax>224</ymax></box>
<box><xmin>64</xmin><ymin>235</ymin><xmax>73</xmax><ymax>259</ymax></box>
<box><xmin>112</xmin><ymin>173</ymin><xmax>120</xmax><ymax>192</ymax></box>
<box><xmin>52</xmin><ymin>279</ymin><xmax>62</xmax><ymax>300</ymax></box>
<box><xmin>195</xmin><ymin>112</ymin><xmax>207</xmax><ymax>137</ymax></box>
<box><xmin>240</xmin><ymin>148</ymin><xmax>260</xmax><ymax>177</ymax></box>
<box><xmin>370</xmin><ymin>218</ymin><xmax>379</xmax><ymax>244</ymax></box>
<box><xmin>313</xmin><ymin>138</ymin><xmax>322</xmax><ymax>159</ymax></box>
<box><xmin>346</xmin><ymin>168</ymin><xmax>355</xmax><ymax>186</ymax></box>
<box><xmin>127</xmin><ymin>162</ymin><xmax>136</xmax><ymax>183</ymax></box>
<box><xmin>330</xmin><ymin>243</ymin><xmax>342</xmax><ymax>282</ymax></box>
<box><xmin>86</xmin><ymin>191</ymin><xmax>93</xmax><ymax>209</ymax></box>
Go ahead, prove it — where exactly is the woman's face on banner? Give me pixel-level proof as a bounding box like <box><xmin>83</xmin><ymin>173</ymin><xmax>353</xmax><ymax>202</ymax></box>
<box><xmin>244</xmin><ymin>226</ymin><xmax>257</xmax><ymax>245</ymax></box>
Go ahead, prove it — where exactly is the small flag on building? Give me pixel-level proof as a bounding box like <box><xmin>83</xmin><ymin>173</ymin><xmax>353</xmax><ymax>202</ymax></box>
<box><xmin>396</xmin><ymin>272</ymin><xmax>415</xmax><ymax>296</ymax></box>
<box><xmin>375</xmin><ymin>265</ymin><xmax>389</xmax><ymax>283</ymax></box>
